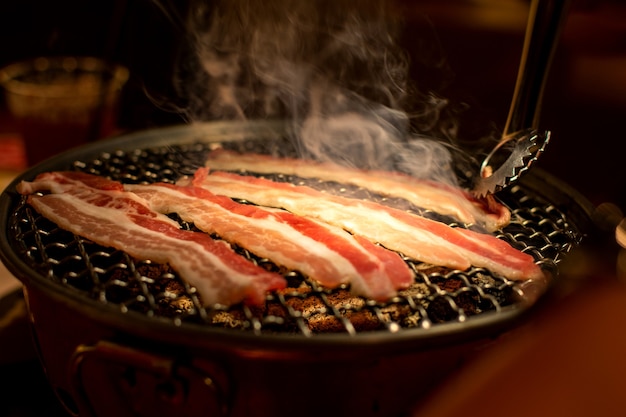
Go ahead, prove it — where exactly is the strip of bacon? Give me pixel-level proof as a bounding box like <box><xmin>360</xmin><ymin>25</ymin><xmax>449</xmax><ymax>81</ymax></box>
<box><xmin>187</xmin><ymin>170</ymin><xmax>544</xmax><ymax>281</ymax></box>
<box><xmin>125</xmin><ymin>179</ymin><xmax>413</xmax><ymax>301</ymax></box>
<box><xmin>204</xmin><ymin>149</ymin><xmax>510</xmax><ymax>231</ymax></box>
<box><xmin>16</xmin><ymin>172</ymin><xmax>286</xmax><ymax>306</ymax></box>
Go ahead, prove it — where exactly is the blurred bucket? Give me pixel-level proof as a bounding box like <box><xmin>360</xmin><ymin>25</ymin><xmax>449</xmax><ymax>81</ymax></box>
<box><xmin>0</xmin><ymin>56</ymin><xmax>129</xmax><ymax>166</ymax></box>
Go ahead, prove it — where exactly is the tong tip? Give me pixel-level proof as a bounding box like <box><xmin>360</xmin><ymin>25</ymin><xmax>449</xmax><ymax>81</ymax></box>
<box><xmin>471</xmin><ymin>130</ymin><xmax>550</xmax><ymax>198</ymax></box>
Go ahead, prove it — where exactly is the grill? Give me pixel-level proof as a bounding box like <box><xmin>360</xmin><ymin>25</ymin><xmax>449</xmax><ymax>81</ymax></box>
<box><xmin>0</xmin><ymin>122</ymin><xmax>595</xmax><ymax>417</ymax></box>
<box><xmin>4</xmin><ymin>123</ymin><xmax>582</xmax><ymax>337</ymax></box>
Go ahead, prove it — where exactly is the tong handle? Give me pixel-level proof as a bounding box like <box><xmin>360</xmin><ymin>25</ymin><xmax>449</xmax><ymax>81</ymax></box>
<box><xmin>503</xmin><ymin>0</ymin><xmax>570</xmax><ymax>137</ymax></box>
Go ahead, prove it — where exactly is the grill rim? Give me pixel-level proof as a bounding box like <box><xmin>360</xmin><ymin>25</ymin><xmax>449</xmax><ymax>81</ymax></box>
<box><xmin>0</xmin><ymin>121</ymin><xmax>594</xmax><ymax>353</ymax></box>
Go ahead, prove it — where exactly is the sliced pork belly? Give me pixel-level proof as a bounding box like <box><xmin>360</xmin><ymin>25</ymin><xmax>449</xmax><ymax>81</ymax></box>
<box><xmin>188</xmin><ymin>170</ymin><xmax>543</xmax><ymax>281</ymax></box>
<box><xmin>204</xmin><ymin>149</ymin><xmax>510</xmax><ymax>231</ymax></box>
<box><xmin>16</xmin><ymin>171</ymin><xmax>286</xmax><ymax>306</ymax></box>
<box><xmin>125</xmin><ymin>180</ymin><xmax>413</xmax><ymax>301</ymax></box>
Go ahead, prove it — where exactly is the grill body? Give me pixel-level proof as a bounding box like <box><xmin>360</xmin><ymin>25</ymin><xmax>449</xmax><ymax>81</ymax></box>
<box><xmin>27</xmin><ymin>282</ymin><xmax>496</xmax><ymax>417</ymax></box>
<box><xmin>0</xmin><ymin>122</ymin><xmax>594</xmax><ymax>416</ymax></box>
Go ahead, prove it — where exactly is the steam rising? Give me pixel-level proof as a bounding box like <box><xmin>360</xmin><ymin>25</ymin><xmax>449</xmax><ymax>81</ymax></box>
<box><xmin>182</xmin><ymin>0</ymin><xmax>459</xmax><ymax>184</ymax></box>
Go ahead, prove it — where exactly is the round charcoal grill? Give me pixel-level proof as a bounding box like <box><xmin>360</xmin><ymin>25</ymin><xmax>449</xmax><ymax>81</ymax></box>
<box><xmin>0</xmin><ymin>122</ymin><xmax>592</xmax><ymax>417</ymax></box>
<box><xmin>7</xmin><ymin>126</ymin><xmax>577</xmax><ymax>335</ymax></box>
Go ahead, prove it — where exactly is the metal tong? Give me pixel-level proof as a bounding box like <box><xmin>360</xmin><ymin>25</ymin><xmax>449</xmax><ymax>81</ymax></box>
<box><xmin>472</xmin><ymin>0</ymin><xmax>570</xmax><ymax>197</ymax></box>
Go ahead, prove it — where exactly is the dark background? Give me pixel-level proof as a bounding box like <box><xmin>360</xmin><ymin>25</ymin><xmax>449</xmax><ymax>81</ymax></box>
<box><xmin>1</xmin><ymin>0</ymin><xmax>625</xmax><ymax>214</ymax></box>
<box><xmin>2</xmin><ymin>0</ymin><xmax>625</xmax><ymax>215</ymax></box>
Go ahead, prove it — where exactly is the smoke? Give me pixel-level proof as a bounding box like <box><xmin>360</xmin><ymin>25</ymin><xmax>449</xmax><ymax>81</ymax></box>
<box><xmin>181</xmin><ymin>0</ymin><xmax>460</xmax><ymax>184</ymax></box>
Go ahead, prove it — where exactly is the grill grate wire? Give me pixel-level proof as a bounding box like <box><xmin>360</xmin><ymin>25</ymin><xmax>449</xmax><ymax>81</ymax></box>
<box><xmin>8</xmin><ymin>142</ymin><xmax>582</xmax><ymax>336</ymax></box>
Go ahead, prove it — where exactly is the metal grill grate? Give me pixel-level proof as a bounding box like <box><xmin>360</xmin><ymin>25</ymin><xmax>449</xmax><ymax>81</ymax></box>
<box><xmin>9</xmin><ymin>141</ymin><xmax>581</xmax><ymax>336</ymax></box>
